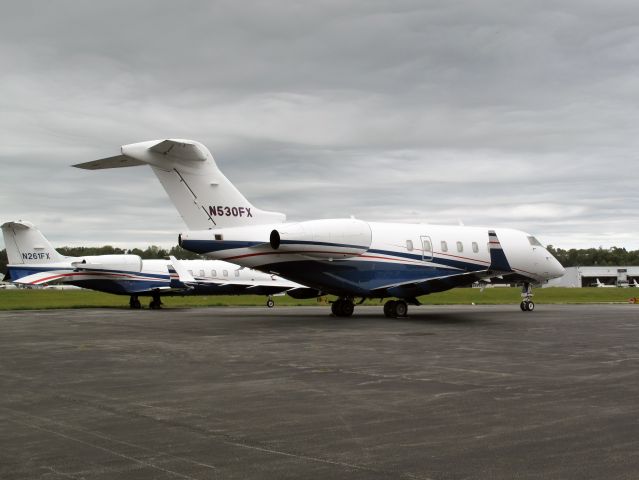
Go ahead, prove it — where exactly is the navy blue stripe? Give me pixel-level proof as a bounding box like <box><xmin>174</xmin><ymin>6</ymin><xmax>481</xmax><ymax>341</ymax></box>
<box><xmin>8</xmin><ymin>265</ymin><xmax>169</xmax><ymax>280</ymax></box>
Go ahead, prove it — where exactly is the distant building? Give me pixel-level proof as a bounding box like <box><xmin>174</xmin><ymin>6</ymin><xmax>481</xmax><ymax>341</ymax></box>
<box><xmin>545</xmin><ymin>266</ymin><xmax>639</xmax><ymax>288</ymax></box>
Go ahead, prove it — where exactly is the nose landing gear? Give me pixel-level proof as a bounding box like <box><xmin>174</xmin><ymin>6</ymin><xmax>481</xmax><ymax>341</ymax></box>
<box><xmin>520</xmin><ymin>283</ymin><xmax>535</xmax><ymax>312</ymax></box>
<box><xmin>266</xmin><ymin>296</ymin><xmax>275</xmax><ymax>308</ymax></box>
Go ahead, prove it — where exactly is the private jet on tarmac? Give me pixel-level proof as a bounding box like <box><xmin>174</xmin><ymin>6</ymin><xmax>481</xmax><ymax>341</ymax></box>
<box><xmin>75</xmin><ymin>139</ymin><xmax>566</xmax><ymax>317</ymax></box>
<box><xmin>2</xmin><ymin>220</ymin><xmax>314</xmax><ymax>309</ymax></box>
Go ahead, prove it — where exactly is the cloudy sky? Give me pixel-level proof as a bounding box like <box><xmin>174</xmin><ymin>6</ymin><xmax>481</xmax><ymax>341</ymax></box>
<box><xmin>1</xmin><ymin>0</ymin><xmax>638</xmax><ymax>251</ymax></box>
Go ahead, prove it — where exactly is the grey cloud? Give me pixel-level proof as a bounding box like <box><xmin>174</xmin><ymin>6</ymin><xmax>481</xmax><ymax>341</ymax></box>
<box><xmin>1</xmin><ymin>0</ymin><xmax>638</xmax><ymax>250</ymax></box>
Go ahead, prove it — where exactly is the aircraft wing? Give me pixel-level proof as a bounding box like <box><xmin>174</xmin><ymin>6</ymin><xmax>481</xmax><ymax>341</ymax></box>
<box><xmin>371</xmin><ymin>269</ymin><xmax>493</xmax><ymax>297</ymax></box>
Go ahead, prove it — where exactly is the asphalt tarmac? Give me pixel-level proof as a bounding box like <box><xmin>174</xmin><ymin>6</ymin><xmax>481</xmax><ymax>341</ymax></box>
<box><xmin>1</xmin><ymin>304</ymin><xmax>639</xmax><ymax>479</ymax></box>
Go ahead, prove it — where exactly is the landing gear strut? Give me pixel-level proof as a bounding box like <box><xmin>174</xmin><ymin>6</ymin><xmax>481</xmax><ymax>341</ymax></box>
<box><xmin>331</xmin><ymin>298</ymin><xmax>354</xmax><ymax>317</ymax></box>
<box><xmin>384</xmin><ymin>299</ymin><xmax>408</xmax><ymax>318</ymax></box>
<box><xmin>129</xmin><ymin>295</ymin><xmax>141</xmax><ymax>309</ymax></box>
<box><xmin>520</xmin><ymin>282</ymin><xmax>535</xmax><ymax>312</ymax></box>
<box><xmin>266</xmin><ymin>296</ymin><xmax>275</xmax><ymax>308</ymax></box>
<box><xmin>149</xmin><ymin>290</ymin><xmax>163</xmax><ymax>310</ymax></box>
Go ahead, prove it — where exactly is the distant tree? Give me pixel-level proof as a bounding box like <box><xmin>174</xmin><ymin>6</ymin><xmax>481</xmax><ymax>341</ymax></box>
<box><xmin>168</xmin><ymin>245</ymin><xmax>203</xmax><ymax>260</ymax></box>
<box><xmin>547</xmin><ymin>245</ymin><xmax>639</xmax><ymax>267</ymax></box>
<box><xmin>58</xmin><ymin>245</ymin><xmax>127</xmax><ymax>257</ymax></box>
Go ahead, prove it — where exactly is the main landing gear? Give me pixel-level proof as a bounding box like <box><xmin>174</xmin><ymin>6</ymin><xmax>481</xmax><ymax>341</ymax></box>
<box><xmin>149</xmin><ymin>290</ymin><xmax>163</xmax><ymax>310</ymax></box>
<box><xmin>331</xmin><ymin>298</ymin><xmax>355</xmax><ymax>317</ymax></box>
<box><xmin>520</xmin><ymin>282</ymin><xmax>535</xmax><ymax>312</ymax></box>
<box><xmin>129</xmin><ymin>295</ymin><xmax>141</xmax><ymax>309</ymax></box>
<box><xmin>384</xmin><ymin>299</ymin><xmax>408</xmax><ymax>318</ymax></box>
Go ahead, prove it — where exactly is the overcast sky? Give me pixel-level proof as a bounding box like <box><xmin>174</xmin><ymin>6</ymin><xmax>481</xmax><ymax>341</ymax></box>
<box><xmin>1</xmin><ymin>0</ymin><xmax>638</xmax><ymax>251</ymax></box>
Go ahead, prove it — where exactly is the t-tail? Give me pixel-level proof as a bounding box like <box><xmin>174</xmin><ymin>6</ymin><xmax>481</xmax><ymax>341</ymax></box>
<box><xmin>1</xmin><ymin>221</ymin><xmax>66</xmax><ymax>265</ymax></box>
<box><xmin>73</xmin><ymin>139</ymin><xmax>285</xmax><ymax>230</ymax></box>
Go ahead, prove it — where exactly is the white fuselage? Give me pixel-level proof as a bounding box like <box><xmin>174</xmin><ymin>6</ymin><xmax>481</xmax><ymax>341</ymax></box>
<box><xmin>179</xmin><ymin>220</ymin><xmax>565</xmax><ymax>298</ymax></box>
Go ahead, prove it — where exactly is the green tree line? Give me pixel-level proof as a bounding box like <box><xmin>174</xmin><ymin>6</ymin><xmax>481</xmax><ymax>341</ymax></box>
<box><xmin>546</xmin><ymin>246</ymin><xmax>639</xmax><ymax>267</ymax></box>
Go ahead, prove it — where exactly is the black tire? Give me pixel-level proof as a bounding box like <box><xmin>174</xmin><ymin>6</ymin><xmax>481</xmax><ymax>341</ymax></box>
<box><xmin>130</xmin><ymin>297</ymin><xmax>141</xmax><ymax>309</ymax></box>
<box><xmin>266</xmin><ymin>299</ymin><xmax>275</xmax><ymax>308</ymax></box>
<box><xmin>527</xmin><ymin>301</ymin><xmax>535</xmax><ymax>312</ymax></box>
<box><xmin>520</xmin><ymin>301</ymin><xmax>527</xmax><ymax>312</ymax></box>
<box><xmin>384</xmin><ymin>300</ymin><xmax>396</xmax><ymax>318</ymax></box>
<box><xmin>331</xmin><ymin>300</ymin><xmax>342</xmax><ymax>316</ymax></box>
<box><xmin>341</xmin><ymin>301</ymin><xmax>354</xmax><ymax>317</ymax></box>
<box><xmin>395</xmin><ymin>300</ymin><xmax>408</xmax><ymax>318</ymax></box>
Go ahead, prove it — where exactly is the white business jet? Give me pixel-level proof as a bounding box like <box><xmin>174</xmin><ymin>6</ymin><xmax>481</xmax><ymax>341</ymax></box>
<box><xmin>2</xmin><ymin>220</ymin><xmax>313</xmax><ymax>309</ymax></box>
<box><xmin>75</xmin><ymin>139</ymin><xmax>565</xmax><ymax>317</ymax></box>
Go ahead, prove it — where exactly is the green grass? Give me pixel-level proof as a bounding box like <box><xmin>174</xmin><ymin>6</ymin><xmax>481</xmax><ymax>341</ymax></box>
<box><xmin>1</xmin><ymin>287</ymin><xmax>637</xmax><ymax>310</ymax></box>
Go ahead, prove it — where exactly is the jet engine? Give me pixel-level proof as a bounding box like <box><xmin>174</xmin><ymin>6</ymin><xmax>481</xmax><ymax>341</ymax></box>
<box><xmin>71</xmin><ymin>255</ymin><xmax>143</xmax><ymax>273</ymax></box>
<box><xmin>269</xmin><ymin>219</ymin><xmax>372</xmax><ymax>260</ymax></box>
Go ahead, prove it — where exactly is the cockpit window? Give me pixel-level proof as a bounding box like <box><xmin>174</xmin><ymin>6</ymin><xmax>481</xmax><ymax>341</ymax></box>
<box><xmin>527</xmin><ymin>236</ymin><xmax>543</xmax><ymax>247</ymax></box>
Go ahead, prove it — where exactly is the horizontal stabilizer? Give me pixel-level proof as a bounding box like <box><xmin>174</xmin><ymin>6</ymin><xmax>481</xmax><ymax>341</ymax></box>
<box><xmin>73</xmin><ymin>155</ymin><xmax>146</xmax><ymax>170</ymax></box>
<box><xmin>149</xmin><ymin>140</ymin><xmax>208</xmax><ymax>161</ymax></box>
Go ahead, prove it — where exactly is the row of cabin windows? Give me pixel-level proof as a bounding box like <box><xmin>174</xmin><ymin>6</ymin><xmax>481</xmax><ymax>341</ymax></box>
<box><xmin>406</xmin><ymin>240</ymin><xmax>480</xmax><ymax>254</ymax></box>
<box><xmin>188</xmin><ymin>269</ymin><xmax>240</xmax><ymax>278</ymax></box>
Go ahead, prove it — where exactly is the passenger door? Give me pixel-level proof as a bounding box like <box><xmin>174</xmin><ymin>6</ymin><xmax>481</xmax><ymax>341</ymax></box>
<box><xmin>420</xmin><ymin>235</ymin><xmax>433</xmax><ymax>261</ymax></box>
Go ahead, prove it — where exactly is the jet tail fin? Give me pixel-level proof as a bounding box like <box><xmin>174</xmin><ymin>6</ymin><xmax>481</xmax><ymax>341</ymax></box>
<box><xmin>488</xmin><ymin>230</ymin><xmax>512</xmax><ymax>273</ymax></box>
<box><xmin>1</xmin><ymin>221</ymin><xmax>66</xmax><ymax>265</ymax></box>
<box><xmin>74</xmin><ymin>139</ymin><xmax>286</xmax><ymax>230</ymax></box>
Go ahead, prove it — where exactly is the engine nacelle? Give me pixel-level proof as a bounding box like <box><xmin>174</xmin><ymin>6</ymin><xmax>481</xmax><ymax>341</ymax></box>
<box><xmin>71</xmin><ymin>255</ymin><xmax>143</xmax><ymax>273</ymax></box>
<box><xmin>269</xmin><ymin>219</ymin><xmax>372</xmax><ymax>260</ymax></box>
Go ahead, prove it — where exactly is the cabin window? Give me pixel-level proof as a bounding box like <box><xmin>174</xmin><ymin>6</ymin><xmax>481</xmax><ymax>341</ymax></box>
<box><xmin>456</xmin><ymin>241</ymin><xmax>463</xmax><ymax>252</ymax></box>
<box><xmin>528</xmin><ymin>236</ymin><xmax>543</xmax><ymax>247</ymax></box>
<box><xmin>406</xmin><ymin>240</ymin><xmax>414</xmax><ymax>251</ymax></box>
<box><xmin>200</xmin><ymin>270</ymin><xmax>205</xmax><ymax>278</ymax></box>
<box><xmin>223</xmin><ymin>269</ymin><xmax>228</xmax><ymax>277</ymax></box>
<box><xmin>472</xmin><ymin>242</ymin><xmax>479</xmax><ymax>253</ymax></box>
<box><xmin>441</xmin><ymin>241</ymin><xmax>448</xmax><ymax>252</ymax></box>
<box><xmin>211</xmin><ymin>270</ymin><xmax>216</xmax><ymax>277</ymax></box>
<box><xmin>423</xmin><ymin>239</ymin><xmax>432</xmax><ymax>252</ymax></box>
<box><xmin>215</xmin><ymin>234</ymin><xmax>223</xmax><ymax>240</ymax></box>
<box><xmin>235</xmin><ymin>270</ymin><xmax>240</xmax><ymax>277</ymax></box>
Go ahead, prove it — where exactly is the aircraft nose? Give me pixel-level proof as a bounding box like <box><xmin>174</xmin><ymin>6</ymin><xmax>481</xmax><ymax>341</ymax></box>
<box><xmin>546</xmin><ymin>253</ymin><xmax>565</xmax><ymax>279</ymax></box>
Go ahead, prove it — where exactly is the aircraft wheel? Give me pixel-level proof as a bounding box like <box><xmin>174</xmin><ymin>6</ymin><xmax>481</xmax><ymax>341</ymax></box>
<box><xmin>384</xmin><ymin>300</ymin><xmax>396</xmax><ymax>318</ymax></box>
<box><xmin>340</xmin><ymin>300</ymin><xmax>354</xmax><ymax>317</ymax></box>
<box><xmin>331</xmin><ymin>299</ymin><xmax>354</xmax><ymax>317</ymax></box>
<box><xmin>266</xmin><ymin>298</ymin><xmax>275</xmax><ymax>308</ymax></box>
<box><xmin>526</xmin><ymin>301</ymin><xmax>535</xmax><ymax>312</ymax></box>
<box><xmin>331</xmin><ymin>300</ymin><xmax>342</xmax><ymax>316</ymax></box>
<box><xmin>520</xmin><ymin>301</ymin><xmax>527</xmax><ymax>312</ymax></box>
<box><xmin>149</xmin><ymin>299</ymin><xmax>162</xmax><ymax>309</ymax></box>
<box><xmin>130</xmin><ymin>297</ymin><xmax>141</xmax><ymax>309</ymax></box>
<box><xmin>394</xmin><ymin>300</ymin><xmax>408</xmax><ymax>318</ymax></box>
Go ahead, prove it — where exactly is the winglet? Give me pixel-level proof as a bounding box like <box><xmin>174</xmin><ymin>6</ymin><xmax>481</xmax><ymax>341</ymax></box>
<box><xmin>488</xmin><ymin>230</ymin><xmax>512</xmax><ymax>272</ymax></box>
<box><xmin>169</xmin><ymin>256</ymin><xmax>196</xmax><ymax>285</ymax></box>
